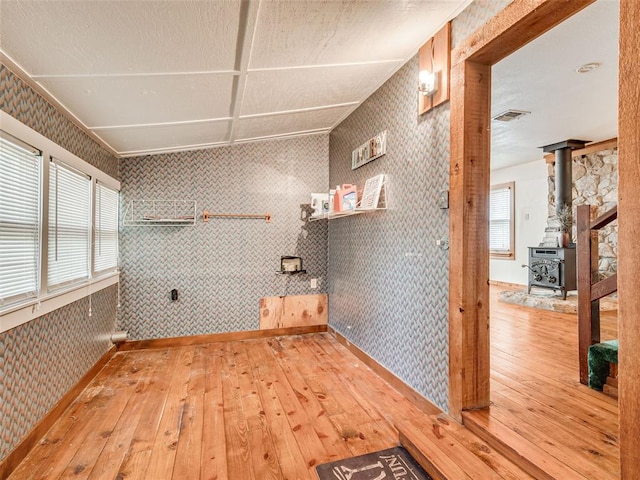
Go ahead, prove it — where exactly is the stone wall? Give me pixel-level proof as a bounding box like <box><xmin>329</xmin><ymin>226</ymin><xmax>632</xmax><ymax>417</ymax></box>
<box><xmin>547</xmin><ymin>146</ymin><xmax>618</xmax><ymax>278</ymax></box>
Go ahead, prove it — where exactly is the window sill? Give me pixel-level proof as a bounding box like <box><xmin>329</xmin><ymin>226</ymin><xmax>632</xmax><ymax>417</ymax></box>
<box><xmin>490</xmin><ymin>252</ymin><xmax>515</xmax><ymax>260</ymax></box>
<box><xmin>0</xmin><ymin>272</ymin><xmax>119</xmax><ymax>334</ymax></box>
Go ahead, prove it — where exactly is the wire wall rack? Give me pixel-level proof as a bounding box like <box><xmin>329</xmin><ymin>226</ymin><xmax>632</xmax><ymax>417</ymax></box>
<box><xmin>123</xmin><ymin>199</ymin><xmax>196</xmax><ymax>226</ymax></box>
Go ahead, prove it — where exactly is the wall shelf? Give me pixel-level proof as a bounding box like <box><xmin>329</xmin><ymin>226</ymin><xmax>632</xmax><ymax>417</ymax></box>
<box><xmin>308</xmin><ymin>207</ymin><xmax>386</xmax><ymax>222</ymax></box>
<box><xmin>309</xmin><ymin>174</ymin><xmax>387</xmax><ymax>222</ymax></box>
<box><xmin>123</xmin><ymin>199</ymin><xmax>196</xmax><ymax>226</ymax></box>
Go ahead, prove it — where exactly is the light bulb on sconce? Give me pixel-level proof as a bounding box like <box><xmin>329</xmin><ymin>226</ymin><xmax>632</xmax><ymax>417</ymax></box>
<box><xmin>417</xmin><ymin>22</ymin><xmax>450</xmax><ymax>114</ymax></box>
<box><xmin>418</xmin><ymin>70</ymin><xmax>439</xmax><ymax>96</ymax></box>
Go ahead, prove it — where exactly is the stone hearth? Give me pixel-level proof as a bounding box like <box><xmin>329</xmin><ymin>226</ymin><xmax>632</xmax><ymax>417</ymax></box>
<box><xmin>498</xmin><ymin>289</ymin><xmax>617</xmax><ymax>314</ymax></box>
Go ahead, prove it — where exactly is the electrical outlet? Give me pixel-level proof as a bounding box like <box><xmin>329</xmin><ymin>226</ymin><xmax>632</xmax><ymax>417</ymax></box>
<box><xmin>310</xmin><ymin>278</ymin><xmax>318</xmax><ymax>289</ymax></box>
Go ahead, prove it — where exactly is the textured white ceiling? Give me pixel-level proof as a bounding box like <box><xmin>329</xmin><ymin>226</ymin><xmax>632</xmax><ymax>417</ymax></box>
<box><xmin>491</xmin><ymin>0</ymin><xmax>619</xmax><ymax>171</ymax></box>
<box><xmin>37</xmin><ymin>74</ymin><xmax>236</xmax><ymax>127</ymax></box>
<box><xmin>0</xmin><ymin>0</ymin><xmax>469</xmax><ymax>157</ymax></box>
<box><xmin>93</xmin><ymin>120</ymin><xmax>231</xmax><ymax>154</ymax></box>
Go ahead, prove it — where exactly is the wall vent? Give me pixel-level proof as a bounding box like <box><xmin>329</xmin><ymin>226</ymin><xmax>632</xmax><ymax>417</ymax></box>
<box><xmin>492</xmin><ymin>109</ymin><xmax>531</xmax><ymax>122</ymax></box>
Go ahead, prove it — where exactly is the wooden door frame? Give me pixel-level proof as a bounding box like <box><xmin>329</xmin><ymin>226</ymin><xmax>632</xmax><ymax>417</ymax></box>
<box><xmin>448</xmin><ymin>0</ymin><xmax>595</xmax><ymax>419</ymax></box>
<box><xmin>449</xmin><ymin>0</ymin><xmax>638</xmax><ymax>476</ymax></box>
<box><xmin>617</xmin><ymin>1</ymin><xmax>640</xmax><ymax>477</ymax></box>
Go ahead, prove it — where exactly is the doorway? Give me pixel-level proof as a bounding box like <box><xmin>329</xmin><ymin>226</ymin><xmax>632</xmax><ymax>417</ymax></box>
<box><xmin>483</xmin><ymin>4</ymin><xmax>620</xmax><ymax>472</ymax></box>
<box><xmin>447</xmin><ymin>0</ymin><xmax>622</xmax><ymax>476</ymax></box>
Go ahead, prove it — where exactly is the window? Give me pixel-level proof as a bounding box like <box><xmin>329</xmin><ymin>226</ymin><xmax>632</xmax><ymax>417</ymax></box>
<box><xmin>490</xmin><ymin>182</ymin><xmax>515</xmax><ymax>258</ymax></box>
<box><xmin>1</xmin><ymin>111</ymin><xmax>121</xmax><ymax>331</ymax></box>
<box><xmin>94</xmin><ymin>182</ymin><xmax>119</xmax><ymax>273</ymax></box>
<box><xmin>47</xmin><ymin>159</ymin><xmax>92</xmax><ymax>289</ymax></box>
<box><xmin>0</xmin><ymin>132</ymin><xmax>41</xmax><ymax>305</ymax></box>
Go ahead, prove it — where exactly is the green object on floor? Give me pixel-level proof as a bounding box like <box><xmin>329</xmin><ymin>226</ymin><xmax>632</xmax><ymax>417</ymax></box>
<box><xmin>588</xmin><ymin>339</ymin><xmax>618</xmax><ymax>390</ymax></box>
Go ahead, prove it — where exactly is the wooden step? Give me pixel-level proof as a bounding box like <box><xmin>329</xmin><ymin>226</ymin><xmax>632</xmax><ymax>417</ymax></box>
<box><xmin>396</xmin><ymin>417</ymin><xmax>536</xmax><ymax>480</ymax></box>
<box><xmin>462</xmin><ymin>409</ymin><xmax>592</xmax><ymax>480</ymax></box>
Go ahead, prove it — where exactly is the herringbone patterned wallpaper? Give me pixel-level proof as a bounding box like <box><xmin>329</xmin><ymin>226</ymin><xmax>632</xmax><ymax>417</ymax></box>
<box><xmin>119</xmin><ymin>135</ymin><xmax>329</xmax><ymax>339</ymax></box>
<box><xmin>0</xmin><ymin>65</ymin><xmax>119</xmax><ymax>460</ymax></box>
<box><xmin>0</xmin><ymin>65</ymin><xmax>119</xmax><ymax>179</ymax></box>
<box><xmin>327</xmin><ymin>0</ymin><xmax>510</xmax><ymax>412</ymax></box>
<box><xmin>0</xmin><ymin>0</ymin><xmax>507</xmax><ymax>457</ymax></box>
<box><xmin>328</xmin><ymin>56</ymin><xmax>451</xmax><ymax>412</ymax></box>
<box><xmin>451</xmin><ymin>0</ymin><xmax>513</xmax><ymax>47</ymax></box>
<box><xmin>0</xmin><ymin>287</ymin><xmax>117</xmax><ymax>460</ymax></box>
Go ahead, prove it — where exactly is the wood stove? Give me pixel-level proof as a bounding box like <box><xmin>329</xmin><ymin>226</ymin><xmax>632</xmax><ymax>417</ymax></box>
<box><xmin>525</xmin><ymin>139</ymin><xmax>586</xmax><ymax>300</ymax></box>
<box><xmin>526</xmin><ymin>247</ymin><xmax>576</xmax><ymax>300</ymax></box>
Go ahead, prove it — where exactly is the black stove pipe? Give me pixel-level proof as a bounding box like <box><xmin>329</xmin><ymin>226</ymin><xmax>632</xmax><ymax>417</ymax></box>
<box><xmin>554</xmin><ymin>147</ymin><xmax>573</xmax><ymax>215</ymax></box>
<box><xmin>541</xmin><ymin>139</ymin><xmax>590</xmax><ymax>214</ymax></box>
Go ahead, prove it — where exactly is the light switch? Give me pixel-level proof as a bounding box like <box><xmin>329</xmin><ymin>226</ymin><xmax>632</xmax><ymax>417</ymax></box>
<box><xmin>436</xmin><ymin>239</ymin><xmax>449</xmax><ymax>250</ymax></box>
<box><xmin>438</xmin><ymin>190</ymin><xmax>449</xmax><ymax>209</ymax></box>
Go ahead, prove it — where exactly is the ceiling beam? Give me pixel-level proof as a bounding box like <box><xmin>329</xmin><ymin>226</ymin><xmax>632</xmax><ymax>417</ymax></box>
<box><xmin>118</xmin><ymin>141</ymin><xmax>230</xmax><ymax>158</ymax></box>
<box><xmin>234</xmin><ymin>128</ymin><xmax>329</xmax><ymax>144</ymax></box>
<box><xmin>30</xmin><ymin>70</ymin><xmax>240</xmax><ymax>79</ymax></box>
<box><xmin>248</xmin><ymin>59</ymin><xmax>403</xmax><ymax>73</ymax></box>
<box><xmin>228</xmin><ymin>0</ymin><xmax>262</xmax><ymax>144</ymax></box>
<box><xmin>89</xmin><ymin>117</ymin><xmax>232</xmax><ymax>131</ymax></box>
<box><xmin>239</xmin><ymin>102</ymin><xmax>358</xmax><ymax>120</ymax></box>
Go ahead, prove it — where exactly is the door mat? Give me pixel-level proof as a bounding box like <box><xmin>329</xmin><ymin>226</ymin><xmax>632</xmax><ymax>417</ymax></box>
<box><xmin>316</xmin><ymin>446</ymin><xmax>432</xmax><ymax>480</ymax></box>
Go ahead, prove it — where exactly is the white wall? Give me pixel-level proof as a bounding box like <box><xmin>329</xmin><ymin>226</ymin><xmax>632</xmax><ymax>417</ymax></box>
<box><xmin>490</xmin><ymin>160</ymin><xmax>549</xmax><ymax>285</ymax></box>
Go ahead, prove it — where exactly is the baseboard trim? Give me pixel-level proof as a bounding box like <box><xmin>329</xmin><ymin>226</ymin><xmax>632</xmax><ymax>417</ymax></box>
<box><xmin>117</xmin><ymin>324</ymin><xmax>329</xmax><ymax>352</ymax></box>
<box><xmin>489</xmin><ymin>280</ymin><xmax>526</xmax><ymax>289</ymax></box>
<box><xmin>328</xmin><ymin>326</ymin><xmax>442</xmax><ymax>417</ymax></box>
<box><xmin>0</xmin><ymin>345</ymin><xmax>117</xmax><ymax>479</ymax></box>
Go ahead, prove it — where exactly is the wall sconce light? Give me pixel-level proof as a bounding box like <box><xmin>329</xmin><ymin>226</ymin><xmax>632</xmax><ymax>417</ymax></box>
<box><xmin>418</xmin><ymin>22</ymin><xmax>451</xmax><ymax>115</ymax></box>
<box><xmin>419</xmin><ymin>70</ymin><xmax>439</xmax><ymax>96</ymax></box>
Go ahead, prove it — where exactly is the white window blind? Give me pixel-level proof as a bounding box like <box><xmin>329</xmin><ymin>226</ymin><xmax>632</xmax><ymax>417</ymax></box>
<box><xmin>490</xmin><ymin>184</ymin><xmax>514</xmax><ymax>254</ymax></box>
<box><xmin>48</xmin><ymin>158</ymin><xmax>91</xmax><ymax>289</ymax></box>
<box><xmin>94</xmin><ymin>182</ymin><xmax>119</xmax><ymax>273</ymax></box>
<box><xmin>0</xmin><ymin>132</ymin><xmax>41</xmax><ymax>305</ymax></box>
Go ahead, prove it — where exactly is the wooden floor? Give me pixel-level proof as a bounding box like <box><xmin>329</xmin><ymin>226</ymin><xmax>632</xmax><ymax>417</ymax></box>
<box><xmin>9</xmin><ymin>333</ymin><xmax>534</xmax><ymax>480</ymax></box>
<box><xmin>7</xmin><ymin>289</ymin><xmax>619</xmax><ymax>479</ymax></box>
<box><xmin>463</xmin><ymin>286</ymin><xmax>619</xmax><ymax>479</ymax></box>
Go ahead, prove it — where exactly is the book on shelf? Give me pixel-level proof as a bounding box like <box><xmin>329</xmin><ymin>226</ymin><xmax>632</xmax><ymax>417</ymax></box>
<box><xmin>360</xmin><ymin>174</ymin><xmax>385</xmax><ymax>210</ymax></box>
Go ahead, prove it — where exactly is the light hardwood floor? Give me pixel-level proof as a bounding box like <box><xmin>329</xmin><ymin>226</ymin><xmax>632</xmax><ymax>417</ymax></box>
<box><xmin>7</xmin><ymin>289</ymin><xmax>618</xmax><ymax>479</ymax></box>
<box><xmin>8</xmin><ymin>333</ymin><xmax>534</xmax><ymax>480</ymax></box>
<box><xmin>463</xmin><ymin>286</ymin><xmax>619</xmax><ymax>479</ymax></box>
